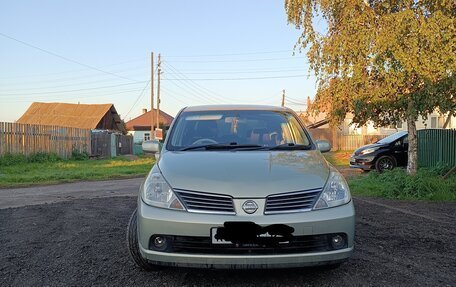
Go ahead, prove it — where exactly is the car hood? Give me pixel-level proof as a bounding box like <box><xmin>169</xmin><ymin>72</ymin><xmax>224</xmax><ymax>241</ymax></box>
<box><xmin>158</xmin><ymin>150</ymin><xmax>330</xmax><ymax>198</ymax></box>
<box><xmin>354</xmin><ymin>143</ymin><xmax>388</xmax><ymax>155</ymax></box>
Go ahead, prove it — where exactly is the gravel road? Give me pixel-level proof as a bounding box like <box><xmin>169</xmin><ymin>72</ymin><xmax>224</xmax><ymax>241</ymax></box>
<box><xmin>0</xmin><ymin>179</ymin><xmax>455</xmax><ymax>286</ymax></box>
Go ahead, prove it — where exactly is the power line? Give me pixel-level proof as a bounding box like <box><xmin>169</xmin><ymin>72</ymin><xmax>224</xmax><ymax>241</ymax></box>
<box><xmin>162</xmin><ymin>74</ymin><xmax>310</xmax><ymax>81</ymax></box>
<box><xmin>286</xmin><ymin>95</ymin><xmax>308</xmax><ymax>102</ymax></box>
<box><xmin>0</xmin><ymin>81</ymin><xmax>147</xmax><ymax>96</ymax></box>
<box><xmin>287</xmin><ymin>101</ymin><xmax>307</xmax><ymax>106</ymax></box>
<box><xmin>160</xmin><ymin>87</ymin><xmax>190</xmax><ymax>105</ymax></box>
<box><xmin>0</xmin><ymin>57</ymin><xmax>147</xmax><ymax>80</ymax></box>
<box><xmin>255</xmin><ymin>91</ymin><xmax>284</xmax><ymax>103</ymax></box>
<box><xmin>124</xmin><ymin>81</ymin><xmax>151</xmax><ymax>118</ymax></box>
<box><xmin>0</xmin><ymin>77</ymin><xmax>147</xmax><ymax>92</ymax></box>
<box><xmin>235</xmin><ymin>90</ymin><xmax>284</xmax><ymax>104</ymax></box>
<box><xmin>161</xmin><ymin>63</ymin><xmax>226</xmax><ymax>104</ymax></box>
<box><xmin>0</xmin><ymin>32</ymin><xmax>138</xmax><ymax>82</ymax></box>
<box><xmin>160</xmin><ymin>68</ymin><xmax>308</xmax><ymax>75</ymax></box>
<box><xmin>0</xmin><ymin>67</ymin><xmax>148</xmax><ymax>88</ymax></box>
<box><xmin>163</xmin><ymin>62</ymin><xmax>227</xmax><ymax>102</ymax></box>
<box><xmin>161</xmin><ymin>75</ymin><xmax>221</xmax><ymax>104</ymax></box>
<box><xmin>165</xmin><ymin>56</ymin><xmax>307</xmax><ymax>63</ymax></box>
<box><xmin>162</xmin><ymin>66</ymin><xmax>307</xmax><ymax>72</ymax></box>
<box><xmin>165</xmin><ymin>50</ymin><xmax>293</xmax><ymax>58</ymax></box>
<box><xmin>0</xmin><ymin>88</ymin><xmax>145</xmax><ymax>103</ymax></box>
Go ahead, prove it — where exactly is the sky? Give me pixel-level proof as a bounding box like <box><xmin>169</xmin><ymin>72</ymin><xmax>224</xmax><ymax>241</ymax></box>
<box><xmin>0</xmin><ymin>0</ymin><xmax>319</xmax><ymax>122</ymax></box>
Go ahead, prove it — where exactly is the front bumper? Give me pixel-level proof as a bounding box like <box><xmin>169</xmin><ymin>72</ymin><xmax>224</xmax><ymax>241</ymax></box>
<box><xmin>137</xmin><ymin>199</ymin><xmax>355</xmax><ymax>269</ymax></box>
<box><xmin>349</xmin><ymin>154</ymin><xmax>375</xmax><ymax>170</ymax></box>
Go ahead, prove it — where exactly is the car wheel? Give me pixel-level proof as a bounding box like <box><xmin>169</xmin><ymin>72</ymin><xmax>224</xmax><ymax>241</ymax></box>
<box><xmin>375</xmin><ymin>155</ymin><xmax>396</xmax><ymax>172</ymax></box>
<box><xmin>127</xmin><ymin>209</ymin><xmax>157</xmax><ymax>271</ymax></box>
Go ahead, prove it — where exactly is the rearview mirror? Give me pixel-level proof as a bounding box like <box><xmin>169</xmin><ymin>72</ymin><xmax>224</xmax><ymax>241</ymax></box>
<box><xmin>142</xmin><ymin>140</ymin><xmax>160</xmax><ymax>153</ymax></box>
<box><xmin>315</xmin><ymin>140</ymin><xmax>331</xmax><ymax>153</ymax></box>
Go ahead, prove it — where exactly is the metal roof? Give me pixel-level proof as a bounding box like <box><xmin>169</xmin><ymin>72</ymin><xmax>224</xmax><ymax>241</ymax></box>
<box><xmin>125</xmin><ymin>109</ymin><xmax>174</xmax><ymax>131</ymax></box>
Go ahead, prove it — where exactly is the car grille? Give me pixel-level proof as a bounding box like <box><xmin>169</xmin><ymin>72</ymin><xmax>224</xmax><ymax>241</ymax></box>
<box><xmin>152</xmin><ymin>234</ymin><xmax>346</xmax><ymax>255</ymax></box>
<box><xmin>264</xmin><ymin>188</ymin><xmax>322</xmax><ymax>214</ymax></box>
<box><xmin>174</xmin><ymin>189</ymin><xmax>236</xmax><ymax>215</ymax></box>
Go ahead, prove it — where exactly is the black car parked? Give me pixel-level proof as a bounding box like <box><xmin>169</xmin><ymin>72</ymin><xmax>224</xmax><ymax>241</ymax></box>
<box><xmin>350</xmin><ymin>131</ymin><xmax>408</xmax><ymax>172</ymax></box>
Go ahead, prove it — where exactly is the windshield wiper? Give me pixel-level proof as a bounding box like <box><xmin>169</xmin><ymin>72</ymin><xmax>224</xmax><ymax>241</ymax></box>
<box><xmin>179</xmin><ymin>142</ymin><xmax>312</xmax><ymax>151</ymax></box>
<box><xmin>266</xmin><ymin>143</ymin><xmax>312</xmax><ymax>150</ymax></box>
<box><xmin>231</xmin><ymin>143</ymin><xmax>313</xmax><ymax>151</ymax></box>
<box><xmin>178</xmin><ymin>143</ymin><xmax>263</xmax><ymax>151</ymax></box>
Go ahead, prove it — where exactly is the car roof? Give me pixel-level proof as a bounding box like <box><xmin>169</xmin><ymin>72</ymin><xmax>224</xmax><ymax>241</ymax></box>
<box><xmin>182</xmin><ymin>104</ymin><xmax>291</xmax><ymax>112</ymax></box>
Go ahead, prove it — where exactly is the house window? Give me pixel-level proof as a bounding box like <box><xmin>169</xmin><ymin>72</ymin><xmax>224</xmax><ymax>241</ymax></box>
<box><xmin>431</xmin><ymin>117</ymin><xmax>437</xmax><ymax>128</ymax></box>
<box><xmin>144</xmin><ymin>133</ymin><xmax>151</xmax><ymax>141</ymax></box>
<box><xmin>396</xmin><ymin>122</ymin><xmax>402</xmax><ymax>129</ymax></box>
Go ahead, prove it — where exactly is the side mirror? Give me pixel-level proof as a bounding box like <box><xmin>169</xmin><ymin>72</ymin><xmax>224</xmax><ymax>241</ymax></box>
<box><xmin>142</xmin><ymin>140</ymin><xmax>160</xmax><ymax>153</ymax></box>
<box><xmin>315</xmin><ymin>140</ymin><xmax>331</xmax><ymax>153</ymax></box>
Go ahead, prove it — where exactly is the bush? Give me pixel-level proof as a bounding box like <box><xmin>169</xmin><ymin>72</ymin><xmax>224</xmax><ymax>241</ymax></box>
<box><xmin>28</xmin><ymin>152</ymin><xmax>62</xmax><ymax>163</ymax></box>
<box><xmin>349</xmin><ymin>168</ymin><xmax>456</xmax><ymax>201</ymax></box>
<box><xmin>0</xmin><ymin>153</ymin><xmax>27</xmax><ymax>166</ymax></box>
<box><xmin>70</xmin><ymin>150</ymin><xmax>89</xmax><ymax>161</ymax></box>
<box><xmin>0</xmin><ymin>152</ymin><xmax>63</xmax><ymax>166</ymax></box>
<box><xmin>427</xmin><ymin>163</ymin><xmax>452</xmax><ymax>176</ymax></box>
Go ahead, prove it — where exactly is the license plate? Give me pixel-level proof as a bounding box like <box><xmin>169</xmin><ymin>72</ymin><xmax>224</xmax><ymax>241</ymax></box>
<box><xmin>211</xmin><ymin>227</ymin><xmax>231</xmax><ymax>244</ymax></box>
<box><xmin>210</xmin><ymin>227</ymin><xmax>289</xmax><ymax>245</ymax></box>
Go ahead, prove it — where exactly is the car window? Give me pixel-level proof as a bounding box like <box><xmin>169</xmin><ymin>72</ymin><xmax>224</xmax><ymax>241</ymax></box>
<box><xmin>376</xmin><ymin>131</ymin><xmax>408</xmax><ymax>144</ymax></box>
<box><xmin>403</xmin><ymin>136</ymin><xmax>408</xmax><ymax>144</ymax></box>
<box><xmin>287</xmin><ymin>116</ymin><xmax>308</xmax><ymax>145</ymax></box>
<box><xmin>167</xmin><ymin>110</ymin><xmax>311</xmax><ymax>150</ymax></box>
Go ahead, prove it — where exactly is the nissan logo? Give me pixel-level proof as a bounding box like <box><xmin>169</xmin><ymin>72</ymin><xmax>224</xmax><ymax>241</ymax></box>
<box><xmin>242</xmin><ymin>200</ymin><xmax>258</xmax><ymax>214</ymax></box>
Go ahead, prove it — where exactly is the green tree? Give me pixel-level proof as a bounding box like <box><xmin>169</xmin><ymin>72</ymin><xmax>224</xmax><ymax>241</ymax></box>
<box><xmin>285</xmin><ymin>0</ymin><xmax>455</xmax><ymax>175</ymax></box>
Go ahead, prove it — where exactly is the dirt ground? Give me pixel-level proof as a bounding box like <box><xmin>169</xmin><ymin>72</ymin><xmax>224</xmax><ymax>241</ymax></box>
<box><xmin>0</xmin><ymin>179</ymin><xmax>455</xmax><ymax>286</ymax></box>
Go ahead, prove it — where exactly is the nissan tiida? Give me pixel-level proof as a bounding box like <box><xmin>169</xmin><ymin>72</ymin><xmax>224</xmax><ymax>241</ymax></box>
<box><xmin>127</xmin><ymin>105</ymin><xmax>355</xmax><ymax>270</ymax></box>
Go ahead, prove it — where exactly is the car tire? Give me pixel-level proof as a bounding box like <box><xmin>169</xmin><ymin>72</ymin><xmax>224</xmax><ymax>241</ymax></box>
<box><xmin>127</xmin><ymin>209</ymin><xmax>157</xmax><ymax>271</ymax></box>
<box><xmin>375</xmin><ymin>155</ymin><xmax>396</xmax><ymax>172</ymax></box>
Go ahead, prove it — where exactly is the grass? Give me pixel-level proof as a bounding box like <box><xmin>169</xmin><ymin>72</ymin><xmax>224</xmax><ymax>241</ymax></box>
<box><xmin>323</xmin><ymin>150</ymin><xmax>455</xmax><ymax>201</ymax></box>
<box><xmin>0</xmin><ymin>153</ymin><xmax>155</xmax><ymax>188</ymax></box>
<box><xmin>2</xmin><ymin>151</ymin><xmax>454</xmax><ymax>202</ymax></box>
<box><xmin>323</xmin><ymin>150</ymin><xmax>353</xmax><ymax>167</ymax></box>
<box><xmin>349</xmin><ymin>168</ymin><xmax>456</xmax><ymax>201</ymax></box>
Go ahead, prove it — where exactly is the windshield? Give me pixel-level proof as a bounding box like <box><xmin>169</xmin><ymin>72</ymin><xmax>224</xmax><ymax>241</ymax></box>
<box><xmin>376</xmin><ymin>131</ymin><xmax>408</xmax><ymax>144</ymax></box>
<box><xmin>166</xmin><ymin>110</ymin><xmax>311</xmax><ymax>151</ymax></box>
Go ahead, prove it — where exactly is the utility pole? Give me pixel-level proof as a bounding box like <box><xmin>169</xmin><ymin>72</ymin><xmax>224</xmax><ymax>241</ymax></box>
<box><xmin>156</xmin><ymin>53</ymin><xmax>161</xmax><ymax>132</ymax></box>
<box><xmin>150</xmin><ymin>52</ymin><xmax>155</xmax><ymax>138</ymax></box>
<box><xmin>281</xmin><ymin>89</ymin><xmax>285</xmax><ymax>107</ymax></box>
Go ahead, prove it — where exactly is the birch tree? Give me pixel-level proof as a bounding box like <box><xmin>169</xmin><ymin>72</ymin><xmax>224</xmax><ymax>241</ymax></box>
<box><xmin>285</xmin><ymin>0</ymin><xmax>455</xmax><ymax>175</ymax></box>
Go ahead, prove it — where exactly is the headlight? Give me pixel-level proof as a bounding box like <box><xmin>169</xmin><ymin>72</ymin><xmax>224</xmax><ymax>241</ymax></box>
<box><xmin>142</xmin><ymin>171</ymin><xmax>185</xmax><ymax>210</ymax></box>
<box><xmin>360</xmin><ymin>147</ymin><xmax>378</xmax><ymax>155</ymax></box>
<box><xmin>314</xmin><ymin>171</ymin><xmax>351</xmax><ymax>209</ymax></box>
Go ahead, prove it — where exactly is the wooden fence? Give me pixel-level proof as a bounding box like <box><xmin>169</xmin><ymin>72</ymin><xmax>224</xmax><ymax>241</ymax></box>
<box><xmin>91</xmin><ymin>131</ymin><xmax>112</xmax><ymax>158</ymax></box>
<box><xmin>334</xmin><ymin>134</ymin><xmax>387</xmax><ymax>150</ymax></box>
<box><xmin>0</xmin><ymin>122</ymin><xmax>91</xmax><ymax>159</ymax></box>
<box><xmin>310</xmin><ymin>128</ymin><xmax>387</xmax><ymax>151</ymax></box>
<box><xmin>115</xmin><ymin>133</ymin><xmax>133</xmax><ymax>156</ymax></box>
<box><xmin>91</xmin><ymin>131</ymin><xmax>133</xmax><ymax>158</ymax></box>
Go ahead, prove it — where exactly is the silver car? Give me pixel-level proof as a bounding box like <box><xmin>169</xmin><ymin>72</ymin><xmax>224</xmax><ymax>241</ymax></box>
<box><xmin>127</xmin><ymin>105</ymin><xmax>355</xmax><ymax>270</ymax></box>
